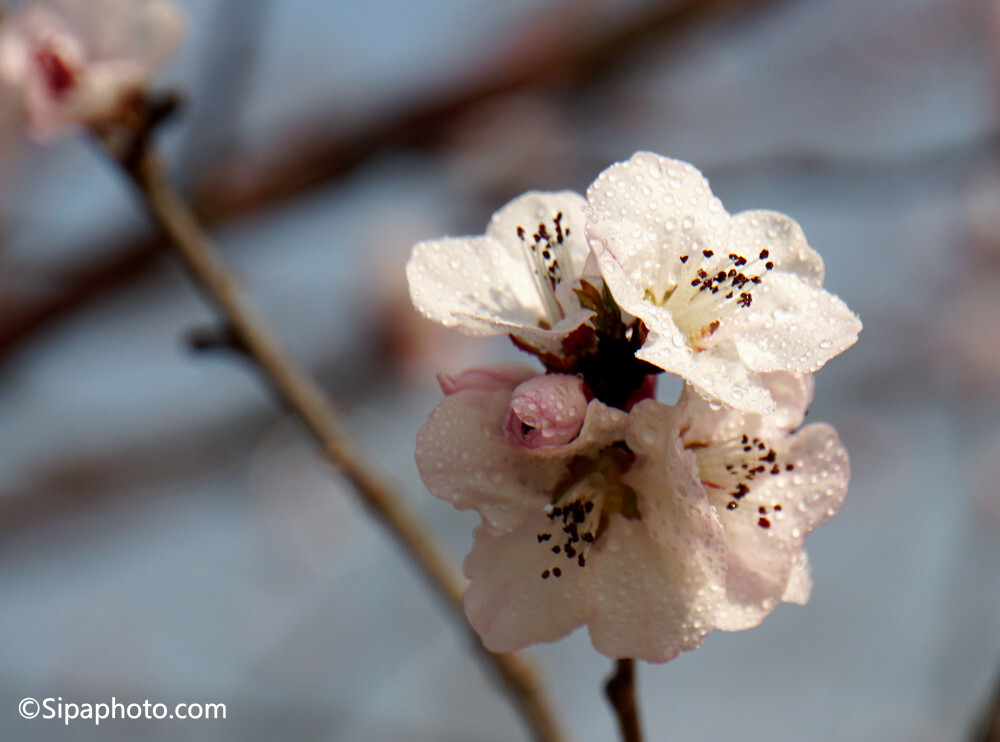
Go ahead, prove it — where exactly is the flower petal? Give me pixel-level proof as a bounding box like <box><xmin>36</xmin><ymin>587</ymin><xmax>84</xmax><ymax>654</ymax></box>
<box><xmin>416</xmin><ymin>388</ymin><xmax>626</xmax><ymax>533</ymax></box>
<box><xmin>780</xmin><ymin>551</ymin><xmax>812</xmax><ymax>606</ymax></box>
<box><xmin>485</xmin><ymin>191</ymin><xmax>591</xmax><ymax>274</ymax></box>
<box><xmin>731</xmin><ymin>210</ymin><xmax>825</xmax><ymax>287</ymax></box>
<box><xmin>462</xmin><ymin>514</ymin><xmax>597</xmax><ymax>653</ymax></box>
<box><xmin>638</xmin><ymin>331</ymin><xmax>775</xmax><ymax>414</ymax></box>
<box><xmin>711</xmin><ymin>423</ymin><xmax>848</xmax><ymax>631</ymax></box>
<box><xmin>407</xmin><ymin>191</ymin><xmax>590</xmax><ymax>341</ymax></box>
<box><xmin>678</xmin><ymin>372</ymin><xmax>813</xmax><ymax>445</ymax></box>
<box><xmin>437</xmin><ymin>363</ymin><xmax>537</xmax><ymax>395</ymax></box>
<box><xmin>728</xmin><ymin>272</ymin><xmax>862</xmax><ymax>374</ymax></box>
<box><xmin>407</xmin><ymin>233</ymin><xmax>541</xmax><ymax>334</ymax></box>
<box><xmin>587</xmin><ymin>152</ymin><xmax>729</xmax><ymax>300</ymax></box>
<box><xmin>584</xmin><ymin>400</ymin><xmax>725</xmax><ymax>662</ymax></box>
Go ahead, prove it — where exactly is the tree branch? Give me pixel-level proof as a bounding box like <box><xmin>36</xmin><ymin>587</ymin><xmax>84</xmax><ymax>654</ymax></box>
<box><xmin>605</xmin><ymin>658</ymin><xmax>644</xmax><ymax>742</ymax></box>
<box><xmin>972</xmin><ymin>665</ymin><xmax>1000</xmax><ymax>742</ymax></box>
<box><xmin>0</xmin><ymin>0</ymin><xmax>776</xmax><ymax>361</ymax></box>
<box><xmin>99</xmin><ymin>132</ymin><xmax>567</xmax><ymax>742</ymax></box>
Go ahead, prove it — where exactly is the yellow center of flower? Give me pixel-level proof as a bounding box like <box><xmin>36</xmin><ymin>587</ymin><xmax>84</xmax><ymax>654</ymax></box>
<box><xmin>645</xmin><ymin>247</ymin><xmax>776</xmax><ymax>349</ymax></box>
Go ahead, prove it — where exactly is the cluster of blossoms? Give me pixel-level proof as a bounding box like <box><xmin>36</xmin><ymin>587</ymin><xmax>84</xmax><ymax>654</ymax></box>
<box><xmin>409</xmin><ymin>152</ymin><xmax>860</xmax><ymax>662</ymax></box>
<box><xmin>0</xmin><ymin>0</ymin><xmax>182</xmax><ymax>136</ymax></box>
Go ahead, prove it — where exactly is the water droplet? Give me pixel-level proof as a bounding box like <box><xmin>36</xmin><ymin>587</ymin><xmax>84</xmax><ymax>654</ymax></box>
<box><xmin>773</xmin><ymin>307</ymin><xmax>795</xmax><ymax>322</ymax></box>
<box><xmin>640</xmin><ymin>425</ymin><xmax>658</xmax><ymax>445</ymax></box>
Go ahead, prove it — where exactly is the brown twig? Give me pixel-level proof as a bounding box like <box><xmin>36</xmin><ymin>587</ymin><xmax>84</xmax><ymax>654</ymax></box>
<box><xmin>605</xmin><ymin>659</ymin><xmax>644</xmax><ymax>742</ymax></box>
<box><xmin>972</xmin><ymin>666</ymin><xmax>1000</xmax><ymax>742</ymax></box>
<box><xmin>99</xmin><ymin>132</ymin><xmax>567</xmax><ymax>742</ymax></box>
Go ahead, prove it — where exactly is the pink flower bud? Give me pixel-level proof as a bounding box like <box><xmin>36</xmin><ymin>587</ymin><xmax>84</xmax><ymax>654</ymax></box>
<box><xmin>437</xmin><ymin>363</ymin><xmax>538</xmax><ymax>396</ymax></box>
<box><xmin>504</xmin><ymin>374</ymin><xmax>587</xmax><ymax>448</ymax></box>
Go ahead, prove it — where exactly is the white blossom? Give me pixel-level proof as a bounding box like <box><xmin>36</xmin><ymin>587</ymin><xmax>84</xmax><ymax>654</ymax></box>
<box><xmin>586</xmin><ymin>152</ymin><xmax>861</xmax><ymax>413</ymax></box>
<box><xmin>407</xmin><ymin>191</ymin><xmax>596</xmax><ymax>355</ymax></box>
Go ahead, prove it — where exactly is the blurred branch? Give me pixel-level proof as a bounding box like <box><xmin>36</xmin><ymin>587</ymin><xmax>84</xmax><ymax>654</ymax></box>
<box><xmin>972</xmin><ymin>666</ymin><xmax>1000</xmax><ymax>742</ymax></box>
<box><xmin>0</xmin><ymin>0</ymin><xmax>772</xmax><ymax>359</ymax></box>
<box><xmin>605</xmin><ymin>658</ymin><xmax>644</xmax><ymax>742</ymax></box>
<box><xmin>98</xmin><ymin>126</ymin><xmax>568</xmax><ymax>742</ymax></box>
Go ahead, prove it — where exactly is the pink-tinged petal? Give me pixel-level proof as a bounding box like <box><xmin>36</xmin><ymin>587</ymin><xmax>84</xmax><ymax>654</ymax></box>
<box><xmin>416</xmin><ymin>389</ymin><xmax>627</xmax><ymax>533</ymax></box>
<box><xmin>407</xmin><ymin>191</ymin><xmax>591</xmax><ymax>341</ymax></box>
<box><xmin>587</xmin><ymin>152</ymin><xmax>729</xmax><ymax>300</ymax></box>
<box><xmin>416</xmin><ymin>388</ymin><xmax>550</xmax><ymax>532</ymax></box>
<box><xmin>710</xmin><ymin>423</ymin><xmax>848</xmax><ymax>631</ymax></box>
<box><xmin>584</xmin><ymin>401</ymin><xmax>724</xmax><ymax>662</ymax></box>
<box><xmin>463</xmin><ymin>515</ymin><xmax>597</xmax><ymax>653</ymax></box>
<box><xmin>437</xmin><ymin>363</ymin><xmax>537</xmax><ymax>395</ymax></box>
<box><xmin>679</xmin><ymin>372</ymin><xmax>813</xmax><ymax>446</ymax></box>
<box><xmin>504</xmin><ymin>374</ymin><xmax>588</xmax><ymax>448</ymax></box>
<box><xmin>727</xmin><ymin>272</ymin><xmax>862</xmax><ymax>374</ymax></box>
<box><xmin>730</xmin><ymin>210</ymin><xmax>825</xmax><ymax>288</ymax></box>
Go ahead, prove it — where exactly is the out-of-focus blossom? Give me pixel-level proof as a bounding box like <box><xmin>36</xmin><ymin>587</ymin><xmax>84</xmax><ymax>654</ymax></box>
<box><xmin>679</xmin><ymin>372</ymin><xmax>850</xmax><ymax>630</ymax></box>
<box><xmin>586</xmin><ymin>151</ymin><xmax>861</xmax><ymax>414</ymax></box>
<box><xmin>0</xmin><ymin>0</ymin><xmax>183</xmax><ymax>135</ymax></box>
<box><xmin>407</xmin><ymin>191</ymin><xmax>596</xmax><ymax>356</ymax></box>
<box><xmin>416</xmin><ymin>368</ymin><xmax>726</xmax><ymax>662</ymax></box>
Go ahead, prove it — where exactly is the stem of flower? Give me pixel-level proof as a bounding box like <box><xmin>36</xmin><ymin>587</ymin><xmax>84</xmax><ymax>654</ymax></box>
<box><xmin>605</xmin><ymin>658</ymin><xmax>644</xmax><ymax>742</ymax></box>
<box><xmin>98</xmin><ymin>130</ymin><xmax>567</xmax><ymax>742</ymax></box>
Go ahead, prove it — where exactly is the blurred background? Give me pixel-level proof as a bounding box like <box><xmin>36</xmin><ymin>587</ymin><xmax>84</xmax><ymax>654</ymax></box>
<box><xmin>1</xmin><ymin>0</ymin><xmax>999</xmax><ymax>740</ymax></box>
